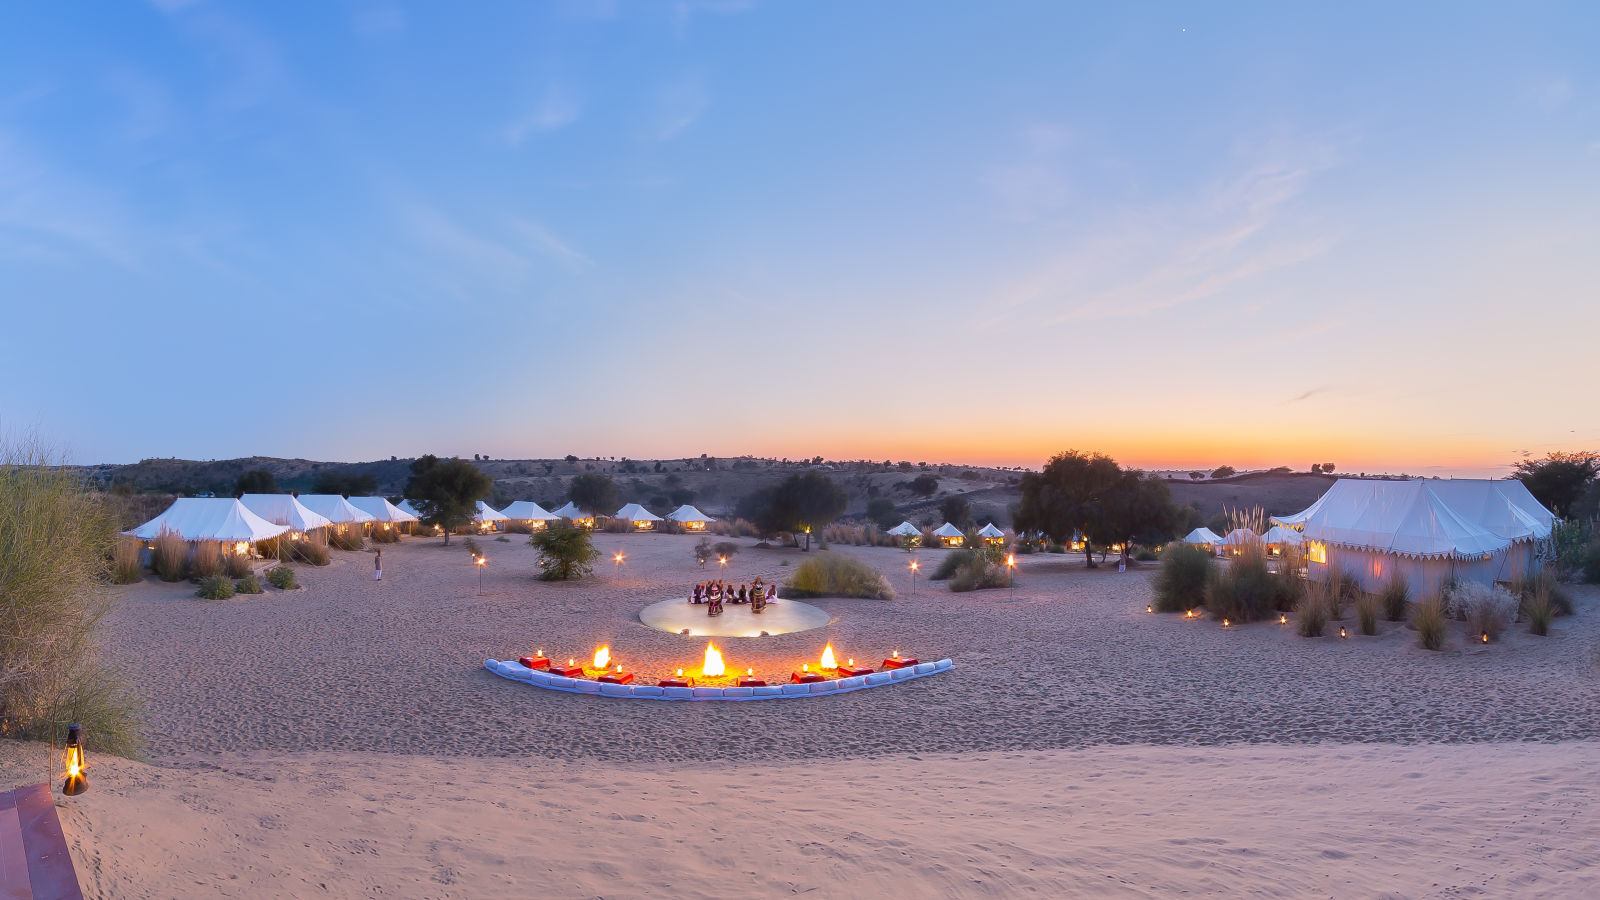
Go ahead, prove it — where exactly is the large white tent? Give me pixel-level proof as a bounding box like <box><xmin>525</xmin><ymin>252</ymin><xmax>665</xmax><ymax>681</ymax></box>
<box><xmin>932</xmin><ymin>522</ymin><xmax>965</xmax><ymax>548</ymax></box>
<box><xmin>977</xmin><ymin>522</ymin><xmax>1006</xmax><ymax>545</ymax></box>
<box><xmin>886</xmin><ymin>521</ymin><xmax>921</xmax><ymax>538</ymax></box>
<box><xmin>500</xmin><ymin>500</ymin><xmax>561</xmax><ymax>530</ymax></box>
<box><xmin>396</xmin><ymin>499</ymin><xmax>425</xmax><ymax>519</ymax></box>
<box><xmin>348</xmin><ymin>496</ymin><xmax>420</xmax><ymax>524</ymax></box>
<box><xmin>665</xmin><ymin>504</ymin><xmax>715</xmax><ymax>531</ymax></box>
<box><xmin>614</xmin><ymin>503</ymin><xmax>663</xmax><ymax>531</ymax></box>
<box><xmin>1218</xmin><ymin>528</ymin><xmax>1260</xmax><ymax>554</ymax></box>
<box><xmin>239</xmin><ymin>494</ymin><xmax>333</xmax><ymax>534</ymax></box>
<box><xmin>297</xmin><ymin>495</ymin><xmax>378</xmax><ymax>526</ymax></box>
<box><xmin>1260</xmin><ymin>524</ymin><xmax>1304</xmax><ymax>554</ymax></box>
<box><xmin>474</xmin><ymin>501</ymin><xmax>509</xmax><ymax>528</ymax></box>
<box><xmin>128</xmin><ymin>498</ymin><xmax>289</xmax><ymax>545</ymax></box>
<box><xmin>553</xmin><ymin>501</ymin><xmax>595</xmax><ymax>528</ymax></box>
<box><xmin>1180</xmin><ymin>526</ymin><xmax>1224</xmax><ymax>548</ymax></box>
<box><xmin>1276</xmin><ymin>478</ymin><xmax>1552</xmax><ymax>594</ymax></box>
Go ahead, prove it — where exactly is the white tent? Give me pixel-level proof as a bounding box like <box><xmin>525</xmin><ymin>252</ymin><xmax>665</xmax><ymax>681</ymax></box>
<box><xmin>348</xmin><ymin>496</ymin><xmax>420</xmax><ymax>524</ymax></box>
<box><xmin>1180</xmin><ymin>527</ymin><xmax>1224</xmax><ymax>547</ymax></box>
<box><xmin>886</xmin><ymin>521</ymin><xmax>921</xmax><ymax>538</ymax></box>
<box><xmin>932</xmin><ymin>522</ymin><xmax>965</xmax><ymax>547</ymax></box>
<box><xmin>474</xmin><ymin>501</ymin><xmax>509</xmax><ymax>523</ymax></box>
<box><xmin>1260</xmin><ymin>524</ymin><xmax>1304</xmax><ymax>551</ymax></box>
<box><xmin>239</xmin><ymin>494</ymin><xmax>333</xmax><ymax>533</ymax></box>
<box><xmin>396</xmin><ymin>499</ymin><xmax>425</xmax><ymax>519</ymax></box>
<box><xmin>1276</xmin><ymin>478</ymin><xmax>1551</xmax><ymax>594</ymax></box>
<box><xmin>665</xmin><ymin>505</ymin><xmax>715</xmax><ymax>530</ymax></box>
<box><xmin>500</xmin><ymin>500</ymin><xmax>560</xmax><ymax>523</ymax></box>
<box><xmin>128</xmin><ymin>498</ymin><xmax>289</xmax><ymax>544</ymax></box>
<box><xmin>977</xmin><ymin>523</ymin><xmax>1006</xmax><ymax>538</ymax></box>
<box><xmin>297</xmin><ymin>495</ymin><xmax>378</xmax><ymax>525</ymax></box>
<box><xmin>615</xmin><ymin>503</ymin><xmax>662</xmax><ymax>531</ymax></box>
<box><xmin>553</xmin><ymin>501</ymin><xmax>595</xmax><ymax>527</ymax></box>
<box><xmin>1219</xmin><ymin>528</ymin><xmax>1260</xmax><ymax>547</ymax></box>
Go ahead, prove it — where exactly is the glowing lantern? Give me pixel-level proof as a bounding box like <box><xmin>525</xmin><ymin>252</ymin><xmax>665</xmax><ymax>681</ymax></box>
<box><xmin>846</xmin><ymin>658</ymin><xmax>855</xmax><ymax>667</ymax></box>
<box><xmin>702</xmin><ymin>643</ymin><xmax>725</xmax><ymax>677</ymax></box>
<box><xmin>1481</xmin><ymin>632</ymin><xmax>1489</xmax><ymax>644</ymax></box>
<box><xmin>820</xmin><ymin>645</ymin><xmax>837</xmax><ymax>669</ymax></box>
<box><xmin>62</xmin><ymin>723</ymin><xmax>86</xmax><ymax>796</ymax></box>
<box><xmin>892</xmin><ymin>650</ymin><xmax>900</xmax><ymax>659</ymax></box>
<box><xmin>1279</xmin><ymin>614</ymin><xmax>1288</xmax><ymax>625</ymax></box>
<box><xmin>614</xmin><ymin>665</ymin><xmax>624</xmax><ymax>674</ymax></box>
<box><xmin>802</xmin><ymin>663</ymin><xmax>810</xmax><ymax>673</ymax></box>
<box><xmin>614</xmin><ymin>552</ymin><xmax>624</xmax><ymax>563</ymax></box>
<box><xmin>593</xmin><ymin>646</ymin><xmax>611</xmax><ymax>669</ymax></box>
<box><xmin>1222</xmin><ymin>618</ymin><xmax>1231</xmax><ymax>627</ymax></box>
<box><xmin>718</xmin><ymin>556</ymin><xmax>727</xmax><ymax>567</ymax></box>
<box><xmin>675</xmin><ymin>668</ymin><xmax>684</xmax><ymax>678</ymax></box>
<box><xmin>1146</xmin><ymin>604</ymin><xmax>1153</xmax><ymax>614</ymax></box>
<box><xmin>1339</xmin><ymin>627</ymin><xmax>1348</xmax><ymax>639</ymax></box>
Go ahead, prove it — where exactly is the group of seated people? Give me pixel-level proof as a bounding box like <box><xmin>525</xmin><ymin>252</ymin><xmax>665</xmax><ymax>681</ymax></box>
<box><xmin>690</xmin><ymin>578</ymin><xmax>778</xmax><ymax>616</ymax></box>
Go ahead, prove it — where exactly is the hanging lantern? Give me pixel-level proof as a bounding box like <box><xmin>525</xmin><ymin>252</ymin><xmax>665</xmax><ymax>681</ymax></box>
<box><xmin>62</xmin><ymin>723</ymin><xmax>87</xmax><ymax>796</ymax></box>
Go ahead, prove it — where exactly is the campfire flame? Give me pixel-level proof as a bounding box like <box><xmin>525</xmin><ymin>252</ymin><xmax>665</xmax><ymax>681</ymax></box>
<box><xmin>593</xmin><ymin>646</ymin><xmax>610</xmax><ymax>669</ymax></box>
<box><xmin>702</xmin><ymin>643</ymin><xmax>725</xmax><ymax>677</ymax></box>
<box><xmin>820</xmin><ymin>644</ymin><xmax>837</xmax><ymax>669</ymax></box>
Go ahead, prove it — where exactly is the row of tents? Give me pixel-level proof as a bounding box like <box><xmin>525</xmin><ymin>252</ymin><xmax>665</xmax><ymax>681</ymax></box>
<box><xmin>886</xmin><ymin>520</ymin><xmax>1008</xmax><ymax>548</ymax></box>
<box><xmin>1180</xmin><ymin>478</ymin><xmax>1556</xmax><ymax>595</ymax></box>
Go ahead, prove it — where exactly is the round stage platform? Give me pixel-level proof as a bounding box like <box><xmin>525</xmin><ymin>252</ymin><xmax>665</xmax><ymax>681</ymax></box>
<box><xmin>638</xmin><ymin>596</ymin><xmax>832</xmax><ymax>637</ymax></box>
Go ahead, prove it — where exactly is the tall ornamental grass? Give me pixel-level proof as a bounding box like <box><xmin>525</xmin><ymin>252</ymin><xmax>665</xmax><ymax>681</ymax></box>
<box><xmin>111</xmin><ymin>536</ymin><xmax>142</xmax><ymax>585</ymax></box>
<box><xmin>1411</xmin><ymin>594</ymin><xmax>1448</xmax><ymax>651</ymax></box>
<box><xmin>190</xmin><ymin>540</ymin><xmax>222</xmax><ymax>580</ymax></box>
<box><xmin>0</xmin><ymin>440</ymin><xmax>142</xmax><ymax>755</ymax></box>
<box><xmin>151</xmin><ymin>528</ymin><xmax>188</xmax><ymax>581</ymax></box>
<box><xmin>784</xmin><ymin>553</ymin><xmax>895</xmax><ymax>600</ymax></box>
<box><xmin>1379</xmin><ymin>573</ymin><xmax>1410</xmax><ymax>621</ymax></box>
<box><xmin>1152</xmin><ymin>543</ymin><xmax>1212</xmax><ymax>613</ymax></box>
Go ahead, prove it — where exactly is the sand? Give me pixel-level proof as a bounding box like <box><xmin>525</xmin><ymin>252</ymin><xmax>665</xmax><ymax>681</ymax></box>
<box><xmin>24</xmin><ymin>532</ymin><xmax>1600</xmax><ymax>896</ymax></box>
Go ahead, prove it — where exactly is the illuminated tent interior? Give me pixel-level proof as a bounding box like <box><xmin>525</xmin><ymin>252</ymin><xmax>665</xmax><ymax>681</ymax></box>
<box><xmin>1180</xmin><ymin>526</ymin><xmax>1225</xmax><ymax>548</ymax></box>
<box><xmin>665</xmin><ymin>504</ymin><xmax>716</xmax><ymax>531</ymax></box>
<box><xmin>614</xmin><ymin>503</ymin><xmax>663</xmax><ymax>531</ymax></box>
<box><xmin>977</xmin><ymin>522</ymin><xmax>1006</xmax><ymax>545</ymax></box>
<box><xmin>500</xmin><ymin>500</ymin><xmax>561</xmax><ymax>530</ymax></box>
<box><xmin>553</xmin><ymin>501</ymin><xmax>595</xmax><ymax>528</ymax></box>
<box><xmin>932</xmin><ymin>522</ymin><xmax>965</xmax><ymax>548</ymax></box>
<box><xmin>127</xmin><ymin>498</ymin><xmax>289</xmax><ymax>545</ymax></box>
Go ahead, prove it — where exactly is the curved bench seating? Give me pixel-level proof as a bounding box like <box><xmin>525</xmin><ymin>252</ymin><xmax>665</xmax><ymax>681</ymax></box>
<box><xmin>484</xmin><ymin>657</ymin><xmax>954</xmax><ymax>700</ymax></box>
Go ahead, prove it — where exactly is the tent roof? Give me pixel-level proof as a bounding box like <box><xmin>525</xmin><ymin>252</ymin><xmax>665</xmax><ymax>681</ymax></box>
<box><xmin>348</xmin><ymin>496</ymin><xmax>419</xmax><ymax>523</ymax></box>
<box><xmin>1219</xmin><ymin>528</ymin><xmax>1260</xmax><ymax>546</ymax></box>
<box><xmin>933</xmin><ymin>522</ymin><xmax>964</xmax><ymax>538</ymax></box>
<box><xmin>500</xmin><ymin>500</ymin><xmax>560</xmax><ymax>521</ymax></box>
<box><xmin>1424</xmin><ymin>479</ymin><xmax>1554</xmax><ymax>542</ymax></box>
<box><xmin>615</xmin><ymin>503</ymin><xmax>662</xmax><ymax>522</ymax></box>
<box><xmin>396</xmin><ymin>499</ymin><xmax>424</xmax><ymax>518</ymax></box>
<box><xmin>1260</xmin><ymin>524</ymin><xmax>1304</xmax><ymax>546</ymax></box>
<box><xmin>128</xmin><ymin>498</ymin><xmax>290</xmax><ymax>543</ymax></box>
<box><xmin>553</xmin><ymin>501</ymin><xmax>591</xmax><ymax>519</ymax></box>
<box><xmin>1287</xmin><ymin>479</ymin><xmax>1510</xmax><ymax>560</ymax></box>
<box><xmin>1181</xmin><ymin>527</ymin><xmax>1224</xmax><ymax>545</ymax></box>
<box><xmin>239</xmin><ymin>494</ymin><xmax>333</xmax><ymax>532</ymax></box>
<box><xmin>977</xmin><ymin>523</ymin><xmax>1006</xmax><ymax>537</ymax></box>
<box><xmin>666</xmin><ymin>504</ymin><xmax>715</xmax><ymax>523</ymax></box>
<box><xmin>297</xmin><ymin>494</ymin><xmax>378</xmax><ymax>525</ymax></box>
<box><xmin>886</xmin><ymin>521</ymin><xmax>921</xmax><ymax>537</ymax></box>
<box><xmin>474</xmin><ymin>501</ymin><xmax>509</xmax><ymax>522</ymax></box>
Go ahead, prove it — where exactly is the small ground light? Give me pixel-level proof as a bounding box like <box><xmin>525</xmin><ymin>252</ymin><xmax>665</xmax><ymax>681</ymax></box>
<box><xmin>62</xmin><ymin>723</ymin><xmax>86</xmax><ymax>796</ymax></box>
<box><xmin>1279</xmin><ymin>614</ymin><xmax>1288</xmax><ymax>625</ymax></box>
<box><xmin>1146</xmin><ymin>604</ymin><xmax>1153</xmax><ymax>614</ymax></box>
<box><xmin>1481</xmin><ymin>632</ymin><xmax>1489</xmax><ymax>643</ymax></box>
<box><xmin>1340</xmin><ymin>627</ymin><xmax>1348</xmax><ymax>638</ymax></box>
<box><xmin>1222</xmin><ymin>618</ymin><xmax>1231</xmax><ymax>627</ymax></box>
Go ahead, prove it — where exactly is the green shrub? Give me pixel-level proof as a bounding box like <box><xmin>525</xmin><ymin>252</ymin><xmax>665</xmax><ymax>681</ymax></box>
<box><xmin>1512</xmin><ymin>571</ymin><xmax>1573</xmax><ymax>617</ymax></box>
<box><xmin>190</xmin><ymin>540</ymin><xmax>222</xmax><ymax>581</ymax></box>
<box><xmin>224</xmin><ymin>551</ymin><xmax>252</xmax><ymax>579</ymax></box>
<box><xmin>1412</xmin><ymin>594</ymin><xmax>1447</xmax><ymax>651</ymax></box>
<box><xmin>784</xmin><ymin>553</ymin><xmax>895</xmax><ymax>600</ymax></box>
<box><xmin>930</xmin><ymin>550</ymin><xmax>973</xmax><ymax>581</ymax></box>
<box><xmin>1046</xmin><ymin>543</ymin><xmax>1066</xmax><ymax>554</ymax></box>
<box><xmin>151</xmin><ymin>529</ymin><xmax>187</xmax><ymax>581</ymax></box>
<box><xmin>1152</xmin><ymin>543</ymin><xmax>1211</xmax><ymax>613</ymax></box>
<box><xmin>1379</xmin><ymin>573</ymin><xmax>1410</xmax><ymax>621</ymax></box>
<box><xmin>1204</xmin><ymin>543</ymin><xmax>1278</xmax><ymax>622</ymax></box>
<box><xmin>531</xmin><ymin>522</ymin><xmax>599</xmax><ymax>581</ymax></box>
<box><xmin>266</xmin><ymin>566</ymin><xmax>298</xmax><ymax>589</ymax></box>
<box><xmin>195</xmin><ymin>574</ymin><xmax>235</xmax><ymax>600</ymax></box>
<box><xmin>463</xmin><ymin>536</ymin><xmax>482</xmax><ymax>559</ymax></box>
<box><xmin>112</xmin><ymin>536</ymin><xmax>142</xmax><ymax>585</ymax></box>
<box><xmin>1133</xmin><ymin>547</ymin><xmax>1158</xmax><ymax>562</ymax></box>
<box><xmin>1296</xmin><ymin>582</ymin><xmax>1329</xmax><ymax>637</ymax></box>
<box><xmin>948</xmin><ymin>555</ymin><xmax>1011</xmax><ymax>592</ymax></box>
<box><xmin>1355</xmin><ymin>591</ymin><xmax>1379</xmax><ymax>635</ymax></box>
<box><xmin>234</xmin><ymin>574</ymin><xmax>263</xmax><ymax>594</ymax></box>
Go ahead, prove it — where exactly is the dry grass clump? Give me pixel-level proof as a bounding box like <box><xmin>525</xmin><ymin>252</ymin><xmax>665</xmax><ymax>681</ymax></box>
<box><xmin>293</xmin><ymin>530</ymin><xmax>330</xmax><ymax>565</ymax></box>
<box><xmin>112</xmin><ymin>536</ymin><xmax>143</xmax><ymax>584</ymax></box>
<box><xmin>234</xmin><ymin>574</ymin><xmax>263</xmax><ymax>594</ymax></box>
<box><xmin>1327</xmin><ymin>570</ymin><xmax>1360</xmax><ymax>620</ymax></box>
<box><xmin>266</xmin><ymin>566</ymin><xmax>298</xmax><ymax>590</ymax></box>
<box><xmin>190</xmin><ymin>540</ymin><xmax>222</xmax><ymax>580</ymax></box>
<box><xmin>151</xmin><ymin>528</ymin><xmax>188</xmax><ymax>581</ymax></box>
<box><xmin>929</xmin><ymin>550</ymin><xmax>970</xmax><ymax>581</ymax></box>
<box><xmin>1204</xmin><ymin>541</ymin><xmax>1280</xmax><ymax>622</ymax></box>
<box><xmin>328</xmin><ymin>525</ymin><xmax>365</xmax><ymax>551</ymax></box>
<box><xmin>707</xmin><ymin>518</ymin><xmax>758</xmax><ymax>538</ymax></box>
<box><xmin>224</xmin><ymin>550</ymin><xmax>252</xmax><ymax>578</ymax></box>
<box><xmin>1512</xmin><ymin>571</ymin><xmax>1573</xmax><ymax>617</ymax></box>
<box><xmin>0</xmin><ymin>440</ymin><xmax>143</xmax><ymax>755</ymax></box>
<box><xmin>1296</xmin><ymin>581</ymin><xmax>1330</xmax><ymax>637</ymax></box>
<box><xmin>784</xmin><ymin>553</ymin><xmax>895</xmax><ymax>600</ymax></box>
<box><xmin>369</xmin><ymin>524</ymin><xmax>401</xmax><ymax>543</ymax></box>
<box><xmin>600</xmin><ymin>517</ymin><xmax>633</xmax><ymax>533</ymax></box>
<box><xmin>822</xmin><ymin>523</ymin><xmax>897</xmax><ymax>548</ymax></box>
<box><xmin>1379</xmin><ymin>573</ymin><xmax>1410</xmax><ymax>621</ymax></box>
<box><xmin>948</xmin><ymin>551</ymin><xmax>1012</xmax><ymax>593</ymax></box>
<box><xmin>1524</xmin><ymin>583</ymin><xmax>1554</xmax><ymax>636</ymax></box>
<box><xmin>1411</xmin><ymin>594</ymin><xmax>1448</xmax><ymax>650</ymax></box>
<box><xmin>1152</xmin><ymin>543</ymin><xmax>1212</xmax><ymax>613</ymax></box>
<box><xmin>1449</xmin><ymin>581</ymin><xmax>1518</xmax><ymax>640</ymax></box>
<box><xmin>1355</xmin><ymin>591</ymin><xmax>1379</xmax><ymax>635</ymax></box>
<box><xmin>195</xmin><ymin>574</ymin><xmax>235</xmax><ymax>600</ymax></box>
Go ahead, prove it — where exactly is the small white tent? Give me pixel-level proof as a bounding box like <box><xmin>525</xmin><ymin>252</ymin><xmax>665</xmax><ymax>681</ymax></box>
<box><xmin>500</xmin><ymin>500</ymin><xmax>560</xmax><ymax>530</ymax></box>
<box><xmin>614</xmin><ymin>503</ymin><xmax>663</xmax><ymax>531</ymax></box>
<box><xmin>348</xmin><ymin>496</ymin><xmax>420</xmax><ymax>524</ymax></box>
<box><xmin>1260</xmin><ymin>524</ymin><xmax>1304</xmax><ymax>555</ymax></box>
<box><xmin>553</xmin><ymin>501</ymin><xmax>595</xmax><ymax>528</ymax></box>
<box><xmin>886</xmin><ymin>521</ymin><xmax>921</xmax><ymax>538</ymax></box>
<box><xmin>1180</xmin><ymin>527</ymin><xmax>1224</xmax><ymax>548</ymax></box>
<box><xmin>239</xmin><ymin>494</ymin><xmax>333</xmax><ymax>535</ymax></box>
<box><xmin>474</xmin><ymin>501</ymin><xmax>509</xmax><ymax>531</ymax></box>
<box><xmin>977</xmin><ymin>522</ymin><xmax>1006</xmax><ymax>545</ymax></box>
<box><xmin>665</xmin><ymin>505</ymin><xmax>715</xmax><ymax>531</ymax></box>
<box><xmin>297</xmin><ymin>495</ymin><xmax>378</xmax><ymax>526</ymax></box>
<box><xmin>932</xmin><ymin>522</ymin><xmax>965</xmax><ymax>548</ymax></box>
<box><xmin>1218</xmin><ymin>528</ymin><xmax>1261</xmax><ymax>556</ymax></box>
<box><xmin>128</xmin><ymin>498</ymin><xmax>289</xmax><ymax>545</ymax></box>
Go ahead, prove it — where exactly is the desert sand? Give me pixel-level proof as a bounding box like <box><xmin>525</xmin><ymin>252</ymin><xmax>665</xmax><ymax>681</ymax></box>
<box><xmin>19</xmin><ymin>533</ymin><xmax>1600</xmax><ymax>896</ymax></box>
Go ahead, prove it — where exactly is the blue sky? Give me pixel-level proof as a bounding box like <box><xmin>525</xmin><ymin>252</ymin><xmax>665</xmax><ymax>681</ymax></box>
<box><xmin>2</xmin><ymin>1</ymin><xmax>1596</xmax><ymax>474</ymax></box>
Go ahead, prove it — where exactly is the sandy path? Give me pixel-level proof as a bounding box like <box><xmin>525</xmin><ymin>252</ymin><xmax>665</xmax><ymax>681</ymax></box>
<box><xmin>2</xmin><ymin>741</ymin><xmax>1590</xmax><ymax>899</ymax></box>
<box><xmin>102</xmin><ymin>534</ymin><xmax>1600</xmax><ymax>762</ymax></box>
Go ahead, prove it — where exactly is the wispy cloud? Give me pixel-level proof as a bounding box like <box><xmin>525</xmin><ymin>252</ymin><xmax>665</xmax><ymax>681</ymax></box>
<box><xmin>981</xmin><ymin>124</ymin><xmax>1073</xmax><ymax>221</ymax></box>
<box><xmin>397</xmin><ymin>199</ymin><xmax>594</xmax><ymax>281</ymax></box>
<box><xmin>653</xmin><ymin>73</ymin><xmax>708</xmax><ymax>140</ymax></box>
<box><xmin>509</xmin><ymin>218</ymin><xmax>594</xmax><ymax>273</ymax></box>
<box><xmin>506</xmin><ymin>83</ymin><xmax>582</xmax><ymax>145</ymax></box>
<box><xmin>1286</xmin><ymin>385</ymin><xmax>1332</xmax><ymax>403</ymax></box>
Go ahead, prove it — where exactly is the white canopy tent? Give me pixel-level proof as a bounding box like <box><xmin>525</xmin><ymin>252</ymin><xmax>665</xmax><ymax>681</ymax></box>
<box><xmin>1260</xmin><ymin>524</ymin><xmax>1304</xmax><ymax>554</ymax></box>
<box><xmin>886</xmin><ymin>521</ymin><xmax>921</xmax><ymax>538</ymax></box>
<box><xmin>665</xmin><ymin>504</ymin><xmax>715</xmax><ymax>531</ymax></box>
<box><xmin>239</xmin><ymin>494</ymin><xmax>333</xmax><ymax>534</ymax></box>
<box><xmin>474</xmin><ymin>501</ymin><xmax>510</xmax><ymax>527</ymax></box>
<box><xmin>297</xmin><ymin>495</ymin><xmax>378</xmax><ymax>526</ymax></box>
<box><xmin>614</xmin><ymin>503</ymin><xmax>663</xmax><ymax>531</ymax></box>
<box><xmin>1180</xmin><ymin>526</ymin><xmax>1225</xmax><ymax>548</ymax></box>
<box><xmin>977</xmin><ymin>522</ymin><xmax>1006</xmax><ymax>545</ymax></box>
<box><xmin>396</xmin><ymin>499</ymin><xmax>425</xmax><ymax>519</ymax></box>
<box><xmin>553</xmin><ymin>501</ymin><xmax>595</xmax><ymax>527</ymax></box>
<box><xmin>500</xmin><ymin>500</ymin><xmax>561</xmax><ymax>523</ymax></box>
<box><xmin>932</xmin><ymin>522</ymin><xmax>965</xmax><ymax>547</ymax></box>
<box><xmin>348</xmin><ymin>496</ymin><xmax>420</xmax><ymax>524</ymax></box>
<box><xmin>128</xmin><ymin>498</ymin><xmax>289</xmax><ymax>545</ymax></box>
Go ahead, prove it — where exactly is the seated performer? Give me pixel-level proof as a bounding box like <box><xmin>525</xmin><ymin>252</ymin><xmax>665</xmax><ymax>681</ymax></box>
<box><xmin>737</xmin><ymin>585</ymin><xmax>748</xmax><ymax>603</ymax></box>
<box><xmin>691</xmin><ymin>583</ymin><xmax>704</xmax><ymax>604</ymax></box>
<box><xmin>708</xmin><ymin>597</ymin><xmax>723</xmax><ymax>617</ymax></box>
<box><xmin>766</xmin><ymin>583</ymin><xmax>777</xmax><ymax>600</ymax></box>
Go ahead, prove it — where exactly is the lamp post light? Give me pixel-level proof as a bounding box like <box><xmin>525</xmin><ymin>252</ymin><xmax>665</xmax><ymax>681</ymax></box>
<box><xmin>803</xmin><ymin>524</ymin><xmax>811</xmax><ymax>552</ymax></box>
<box><xmin>476</xmin><ymin>555</ymin><xmax>486</xmax><ymax>595</ymax></box>
<box><xmin>1006</xmin><ymin>552</ymin><xmax>1017</xmax><ymax>600</ymax></box>
<box><xmin>613</xmin><ymin>551</ymin><xmax>625</xmax><ymax>579</ymax></box>
<box><xmin>909</xmin><ymin>558</ymin><xmax>919</xmax><ymax>597</ymax></box>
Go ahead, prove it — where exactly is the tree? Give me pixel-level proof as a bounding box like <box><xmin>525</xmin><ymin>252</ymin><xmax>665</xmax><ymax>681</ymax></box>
<box><xmin>1514</xmin><ymin>451</ymin><xmax>1600</xmax><ymax>518</ymax></box>
<box><xmin>567</xmin><ymin>473</ymin><xmax>620</xmax><ymax>516</ymax></box>
<box><xmin>404</xmin><ymin>455</ymin><xmax>491</xmax><ymax>545</ymax></box>
<box><xmin>866</xmin><ymin>497</ymin><xmax>898</xmax><ymax>529</ymax></box>
<box><xmin>1014</xmin><ymin>451</ymin><xmax>1176</xmax><ymax>567</ymax></box>
<box><xmin>1309</xmin><ymin>464</ymin><xmax>1323</xmax><ymax>474</ymax></box>
<box><xmin>564</xmin><ymin>454</ymin><xmax>579</xmax><ymax>464</ymax></box>
<box><xmin>311</xmin><ymin>470</ymin><xmax>378</xmax><ymax>497</ymax></box>
<box><xmin>739</xmin><ymin>471</ymin><xmax>849</xmax><ymax>539</ymax></box>
<box><xmin>910</xmin><ymin>473</ymin><xmax>939</xmax><ymax>496</ymax></box>
<box><xmin>234</xmin><ymin>469</ymin><xmax>277</xmax><ymax>496</ymax></box>
<box><xmin>1211</xmin><ymin>465</ymin><xmax>1236</xmax><ymax>479</ymax></box>
<box><xmin>531</xmin><ymin>522</ymin><xmax>599</xmax><ymax>581</ymax></box>
<box><xmin>940</xmin><ymin>495</ymin><xmax>973</xmax><ymax>531</ymax></box>
<box><xmin>1321</xmin><ymin>463</ymin><xmax>1335</xmax><ymax>474</ymax></box>
<box><xmin>1189</xmin><ymin>471</ymin><xmax>1204</xmax><ymax>480</ymax></box>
